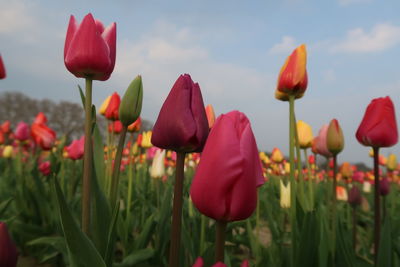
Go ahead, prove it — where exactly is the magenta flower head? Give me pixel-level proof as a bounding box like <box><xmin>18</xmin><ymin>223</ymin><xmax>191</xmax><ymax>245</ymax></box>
<box><xmin>64</xmin><ymin>13</ymin><xmax>116</xmax><ymax>81</ymax></box>
<box><xmin>348</xmin><ymin>185</ymin><xmax>362</xmax><ymax>207</ymax></box>
<box><xmin>0</xmin><ymin>54</ymin><xmax>6</xmax><ymax>79</ymax></box>
<box><xmin>15</xmin><ymin>122</ymin><xmax>30</xmax><ymax>142</ymax></box>
<box><xmin>380</xmin><ymin>178</ymin><xmax>390</xmax><ymax>196</ymax></box>
<box><xmin>151</xmin><ymin>74</ymin><xmax>209</xmax><ymax>153</ymax></box>
<box><xmin>66</xmin><ymin>136</ymin><xmax>85</xmax><ymax>160</ymax></box>
<box><xmin>0</xmin><ymin>222</ymin><xmax>18</xmax><ymax>267</ymax></box>
<box><xmin>190</xmin><ymin>111</ymin><xmax>265</xmax><ymax>222</ymax></box>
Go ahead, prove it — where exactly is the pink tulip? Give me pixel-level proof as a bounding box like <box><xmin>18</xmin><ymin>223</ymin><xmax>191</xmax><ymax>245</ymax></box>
<box><xmin>315</xmin><ymin>125</ymin><xmax>332</xmax><ymax>158</ymax></box>
<box><xmin>190</xmin><ymin>111</ymin><xmax>264</xmax><ymax>222</ymax></box>
<box><xmin>64</xmin><ymin>13</ymin><xmax>116</xmax><ymax>81</ymax></box>
<box><xmin>0</xmin><ymin>54</ymin><xmax>6</xmax><ymax>79</ymax></box>
<box><xmin>15</xmin><ymin>122</ymin><xmax>30</xmax><ymax>142</ymax></box>
<box><xmin>66</xmin><ymin>136</ymin><xmax>85</xmax><ymax>160</ymax></box>
<box><xmin>38</xmin><ymin>161</ymin><xmax>51</xmax><ymax>176</ymax></box>
<box><xmin>31</xmin><ymin>123</ymin><xmax>56</xmax><ymax>151</ymax></box>
<box><xmin>0</xmin><ymin>222</ymin><xmax>18</xmax><ymax>267</ymax></box>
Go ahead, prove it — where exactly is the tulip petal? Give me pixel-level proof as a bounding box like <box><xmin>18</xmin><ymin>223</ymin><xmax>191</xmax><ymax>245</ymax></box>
<box><xmin>101</xmin><ymin>22</ymin><xmax>117</xmax><ymax>80</ymax></box>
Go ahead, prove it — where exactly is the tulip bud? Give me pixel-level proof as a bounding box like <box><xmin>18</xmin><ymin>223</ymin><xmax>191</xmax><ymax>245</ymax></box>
<box><xmin>150</xmin><ymin>149</ymin><xmax>166</xmax><ymax>179</ymax></box>
<box><xmin>105</xmin><ymin>92</ymin><xmax>120</xmax><ymax>120</ymax></box>
<box><xmin>99</xmin><ymin>95</ymin><xmax>111</xmax><ymax>115</ymax></box>
<box><xmin>0</xmin><ymin>54</ymin><xmax>6</xmax><ymax>79</ymax></box>
<box><xmin>297</xmin><ymin>120</ymin><xmax>313</xmax><ymax>149</ymax></box>
<box><xmin>0</xmin><ymin>222</ymin><xmax>18</xmax><ymax>267</ymax></box>
<box><xmin>348</xmin><ymin>185</ymin><xmax>362</xmax><ymax>207</ymax></box>
<box><xmin>275</xmin><ymin>90</ymin><xmax>304</xmax><ymax>102</ymax></box>
<box><xmin>271</xmin><ymin>147</ymin><xmax>284</xmax><ymax>163</ymax></box>
<box><xmin>327</xmin><ymin>119</ymin><xmax>344</xmax><ymax>155</ymax></box>
<box><xmin>119</xmin><ymin>76</ymin><xmax>143</xmax><ymax>127</ymax></box>
<box><xmin>280</xmin><ymin>180</ymin><xmax>291</xmax><ymax>208</ymax></box>
<box><xmin>38</xmin><ymin>161</ymin><xmax>51</xmax><ymax>176</ymax></box>
<box><xmin>127</xmin><ymin>117</ymin><xmax>142</xmax><ymax>132</ymax></box>
<box><xmin>336</xmin><ymin>186</ymin><xmax>348</xmax><ymax>201</ymax></box>
<box><xmin>363</xmin><ymin>181</ymin><xmax>371</xmax><ymax>193</ymax></box>
<box><xmin>356</xmin><ymin>96</ymin><xmax>398</xmax><ymax>148</ymax></box>
<box><xmin>277</xmin><ymin>44</ymin><xmax>308</xmax><ymax>98</ymax></box>
<box><xmin>141</xmin><ymin>131</ymin><xmax>153</xmax><ymax>148</ymax></box>
<box><xmin>15</xmin><ymin>122</ymin><xmax>30</xmax><ymax>142</ymax></box>
<box><xmin>380</xmin><ymin>178</ymin><xmax>390</xmax><ymax>196</ymax></box>
<box><xmin>315</xmin><ymin>125</ymin><xmax>333</xmax><ymax>158</ymax></box>
<box><xmin>2</xmin><ymin>145</ymin><xmax>13</xmax><ymax>158</ymax></box>
<box><xmin>340</xmin><ymin>162</ymin><xmax>353</xmax><ymax>179</ymax></box>
<box><xmin>387</xmin><ymin>153</ymin><xmax>397</xmax><ymax>171</ymax></box>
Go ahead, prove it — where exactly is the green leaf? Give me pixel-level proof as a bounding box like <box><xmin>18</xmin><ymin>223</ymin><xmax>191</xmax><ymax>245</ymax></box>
<box><xmin>93</xmin><ymin>124</ymin><xmax>106</xmax><ymax>191</ymax></box>
<box><xmin>134</xmin><ymin>214</ymin><xmax>157</xmax><ymax>250</ymax></box>
<box><xmin>114</xmin><ymin>248</ymin><xmax>154</xmax><ymax>267</ymax></box>
<box><xmin>377</xmin><ymin>216</ymin><xmax>392</xmax><ymax>267</ymax></box>
<box><xmin>0</xmin><ymin>198</ymin><xmax>13</xmax><ymax>218</ymax></box>
<box><xmin>78</xmin><ymin>85</ymin><xmax>85</xmax><ymax>108</ymax></box>
<box><xmin>104</xmin><ymin>202</ymin><xmax>119</xmax><ymax>266</ymax></box>
<box><xmin>296</xmin><ymin>211</ymin><xmax>318</xmax><ymax>267</ymax></box>
<box><xmin>27</xmin><ymin>236</ymin><xmax>67</xmax><ymax>255</ymax></box>
<box><xmin>54</xmin><ymin>178</ymin><xmax>106</xmax><ymax>267</ymax></box>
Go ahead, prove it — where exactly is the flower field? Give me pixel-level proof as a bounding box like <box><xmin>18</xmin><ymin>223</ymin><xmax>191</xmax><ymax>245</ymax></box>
<box><xmin>1</xmin><ymin>12</ymin><xmax>400</xmax><ymax>267</ymax></box>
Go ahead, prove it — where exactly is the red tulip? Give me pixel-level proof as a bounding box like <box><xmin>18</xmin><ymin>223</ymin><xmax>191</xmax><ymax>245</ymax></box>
<box><xmin>66</xmin><ymin>136</ymin><xmax>85</xmax><ymax>160</ymax></box>
<box><xmin>0</xmin><ymin>222</ymin><xmax>18</xmax><ymax>267</ymax></box>
<box><xmin>277</xmin><ymin>44</ymin><xmax>308</xmax><ymax>97</ymax></box>
<box><xmin>152</xmin><ymin>74</ymin><xmax>209</xmax><ymax>153</ymax></box>
<box><xmin>31</xmin><ymin>123</ymin><xmax>56</xmax><ymax>150</ymax></box>
<box><xmin>0</xmin><ymin>54</ymin><xmax>6</xmax><ymax>79</ymax></box>
<box><xmin>190</xmin><ymin>111</ymin><xmax>264</xmax><ymax>222</ymax></box>
<box><xmin>64</xmin><ymin>13</ymin><xmax>116</xmax><ymax>81</ymax></box>
<box><xmin>380</xmin><ymin>178</ymin><xmax>390</xmax><ymax>196</ymax></box>
<box><xmin>127</xmin><ymin>117</ymin><xmax>142</xmax><ymax>132</ymax></box>
<box><xmin>1</xmin><ymin>121</ymin><xmax>11</xmax><ymax>134</ymax></box>
<box><xmin>15</xmin><ymin>122</ymin><xmax>30</xmax><ymax>142</ymax></box>
<box><xmin>34</xmin><ymin>112</ymin><xmax>47</xmax><ymax>125</ymax></box>
<box><xmin>348</xmin><ymin>185</ymin><xmax>362</xmax><ymax>207</ymax></box>
<box><xmin>108</xmin><ymin>120</ymin><xmax>123</xmax><ymax>134</ymax></box>
<box><xmin>38</xmin><ymin>161</ymin><xmax>51</xmax><ymax>176</ymax></box>
<box><xmin>105</xmin><ymin>92</ymin><xmax>120</xmax><ymax>120</ymax></box>
<box><xmin>356</xmin><ymin>96</ymin><xmax>398</xmax><ymax>148</ymax></box>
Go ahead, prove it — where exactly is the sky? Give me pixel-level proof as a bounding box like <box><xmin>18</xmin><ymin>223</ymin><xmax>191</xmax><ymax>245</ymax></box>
<box><xmin>1</xmin><ymin>0</ymin><xmax>400</xmax><ymax>166</ymax></box>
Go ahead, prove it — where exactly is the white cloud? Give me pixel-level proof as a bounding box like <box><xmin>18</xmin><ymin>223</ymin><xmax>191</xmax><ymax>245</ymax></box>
<box><xmin>269</xmin><ymin>36</ymin><xmax>297</xmax><ymax>54</ymax></box>
<box><xmin>338</xmin><ymin>0</ymin><xmax>372</xmax><ymax>6</ymax></box>
<box><xmin>331</xmin><ymin>23</ymin><xmax>400</xmax><ymax>53</ymax></box>
<box><xmin>0</xmin><ymin>1</ymin><xmax>37</xmax><ymax>34</ymax></box>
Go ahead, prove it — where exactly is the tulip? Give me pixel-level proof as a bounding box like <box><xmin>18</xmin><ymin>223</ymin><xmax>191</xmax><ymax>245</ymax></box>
<box><xmin>205</xmin><ymin>104</ymin><xmax>216</xmax><ymax>128</ymax></box>
<box><xmin>141</xmin><ymin>131</ymin><xmax>153</xmax><ymax>148</ymax></box>
<box><xmin>190</xmin><ymin>110</ymin><xmax>264</xmax><ymax>221</ymax></box>
<box><xmin>277</xmin><ymin>44</ymin><xmax>308</xmax><ymax>98</ymax></box>
<box><xmin>1</xmin><ymin>121</ymin><xmax>11</xmax><ymax>134</ymax></box>
<box><xmin>99</xmin><ymin>95</ymin><xmax>111</xmax><ymax>115</ymax></box>
<box><xmin>2</xmin><ymin>145</ymin><xmax>13</xmax><ymax>158</ymax></box>
<box><xmin>336</xmin><ymin>186</ymin><xmax>348</xmax><ymax>201</ymax></box>
<box><xmin>274</xmin><ymin>89</ymin><xmax>304</xmax><ymax>102</ymax></box>
<box><xmin>340</xmin><ymin>162</ymin><xmax>353</xmax><ymax>179</ymax></box>
<box><xmin>379</xmin><ymin>155</ymin><xmax>386</xmax><ymax>166</ymax></box>
<box><xmin>152</xmin><ymin>74</ymin><xmax>209</xmax><ymax>153</ymax></box>
<box><xmin>127</xmin><ymin>117</ymin><xmax>142</xmax><ymax>132</ymax></box>
<box><xmin>108</xmin><ymin>120</ymin><xmax>123</xmax><ymax>134</ymax></box>
<box><xmin>0</xmin><ymin>54</ymin><xmax>6</xmax><ymax>79</ymax></box>
<box><xmin>119</xmin><ymin>76</ymin><xmax>143</xmax><ymax>127</ymax></box>
<box><xmin>34</xmin><ymin>112</ymin><xmax>47</xmax><ymax>125</ymax></box>
<box><xmin>38</xmin><ymin>161</ymin><xmax>51</xmax><ymax>176</ymax></box>
<box><xmin>31</xmin><ymin>123</ymin><xmax>56</xmax><ymax>151</ymax></box>
<box><xmin>66</xmin><ymin>136</ymin><xmax>85</xmax><ymax>160</ymax></box>
<box><xmin>315</xmin><ymin>125</ymin><xmax>332</xmax><ymax>158</ymax></box>
<box><xmin>356</xmin><ymin>96</ymin><xmax>398</xmax><ymax>148</ymax></box>
<box><xmin>348</xmin><ymin>185</ymin><xmax>362</xmax><ymax>207</ymax></box>
<box><xmin>387</xmin><ymin>153</ymin><xmax>397</xmax><ymax>171</ymax></box>
<box><xmin>363</xmin><ymin>181</ymin><xmax>371</xmax><ymax>193</ymax></box>
<box><xmin>327</xmin><ymin>119</ymin><xmax>344</xmax><ymax>155</ymax></box>
<box><xmin>0</xmin><ymin>222</ymin><xmax>18</xmax><ymax>267</ymax></box>
<box><xmin>105</xmin><ymin>92</ymin><xmax>121</xmax><ymax>121</ymax></box>
<box><xmin>271</xmin><ymin>147</ymin><xmax>284</xmax><ymax>163</ymax></box>
<box><xmin>380</xmin><ymin>178</ymin><xmax>390</xmax><ymax>196</ymax></box>
<box><xmin>15</xmin><ymin>122</ymin><xmax>30</xmax><ymax>142</ymax></box>
<box><xmin>297</xmin><ymin>120</ymin><xmax>313</xmax><ymax>149</ymax></box>
<box><xmin>352</xmin><ymin>171</ymin><xmax>365</xmax><ymax>184</ymax></box>
<box><xmin>280</xmin><ymin>180</ymin><xmax>291</xmax><ymax>208</ymax></box>
<box><xmin>64</xmin><ymin>13</ymin><xmax>116</xmax><ymax>81</ymax></box>
<box><xmin>150</xmin><ymin>149</ymin><xmax>166</xmax><ymax>179</ymax></box>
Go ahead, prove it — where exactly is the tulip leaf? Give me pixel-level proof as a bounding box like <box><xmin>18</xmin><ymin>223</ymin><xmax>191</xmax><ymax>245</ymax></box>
<box><xmin>0</xmin><ymin>197</ymin><xmax>12</xmax><ymax>218</ymax></box>
<box><xmin>27</xmin><ymin>236</ymin><xmax>67</xmax><ymax>256</ymax></box>
<box><xmin>114</xmin><ymin>248</ymin><xmax>154</xmax><ymax>267</ymax></box>
<box><xmin>134</xmin><ymin>213</ymin><xmax>156</xmax><ymax>250</ymax></box>
<box><xmin>296</xmin><ymin>211</ymin><xmax>318</xmax><ymax>267</ymax></box>
<box><xmin>78</xmin><ymin>85</ymin><xmax>85</xmax><ymax>108</ymax></box>
<box><xmin>377</xmin><ymin>216</ymin><xmax>392</xmax><ymax>267</ymax></box>
<box><xmin>335</xmin><ymin>217</ymin><xmax>355</xmax><ymax>267</ymax></box>
<box><xmin>93</xmin><ymin>124</ymin><xmax>106</xmax><ymax>191</ymax></box>
<box><xmin>54</xmin><ymin>177</ymin><xmax>106</xmax><ymax>267</ymax></box>
<box><xmin>104</xmin><ymin>201</ymin><xmax>119</xmax><ymax>266</ymax></box>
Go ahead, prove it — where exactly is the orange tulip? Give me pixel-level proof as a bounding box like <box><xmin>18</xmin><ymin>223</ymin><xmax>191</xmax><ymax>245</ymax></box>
<box><xmin>205</xmin><ymin>104</ymin><xmax>216</xmax><ymax>128</ymax></box>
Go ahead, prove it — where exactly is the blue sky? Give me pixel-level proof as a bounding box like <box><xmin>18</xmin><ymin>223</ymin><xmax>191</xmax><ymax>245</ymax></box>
<box><xmin>1</xmin><ymin>0</ymin><xmax>400</xmax><ymax>165</ymax></box>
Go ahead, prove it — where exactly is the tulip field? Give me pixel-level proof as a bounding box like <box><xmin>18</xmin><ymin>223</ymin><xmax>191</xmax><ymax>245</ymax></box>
<box><xmin>1</xmin><ymin>12</ymin><xmax>400</xmax><ymax>267</ymax></box>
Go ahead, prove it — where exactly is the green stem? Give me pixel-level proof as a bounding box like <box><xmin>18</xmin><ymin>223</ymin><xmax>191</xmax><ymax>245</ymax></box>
<box><xmin>304</xmin><ymin>149</ymin><xmax>314</xmax><ymax>209</ymax></box>
<box><xmin>332</xmin><ymin>155</ymin><xmax>337</xmax><ymax>259</ymax></box>
<box><xmin>353</xmin><ymin>207</ymin><xmax>357</xmax><ymax>253</ymax></box>
<box><xmin>110</xmin><ymin>126</ymin><xmax>128</xmax><ymax>206</ymax></box>
<box><xmin>126</xmin><ymin>133</ymin><xmax>135</xmax><ymax>221</ymax></box>
<box><xmin>168</xmin><ymin>152</ymin><xmax>186</xmax><ymax>267</ymax></box>
<box><xmin>82</xmin><ymin>78</ymin><xmax>93</xmax><ymax>235</ymax></box>
<box><xmin>199</xmin><ymin>214</ymin><xmax>206</xmax><ymax>255</ymax></box>
<box><xmin>293</xmin><ymin>113</ymin><xmax>305</xmax><ymax>210</ymax></box>
<box><xmin>288</xmin><ymin>95</ymin><xmax>297</xmax><ymax>267</ymax></box>
<box><xmin>373</xmin><ymin>147</ymin><xmax>380</xmax><ymax>264</ymax></box>
<box><xmin>215</xmin><ymin>220</ymin><xmax>227</xmax><ymax>262</ymax></box>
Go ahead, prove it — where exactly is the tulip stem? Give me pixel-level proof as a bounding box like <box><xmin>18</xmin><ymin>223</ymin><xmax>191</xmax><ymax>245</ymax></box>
<box><xmin>110</xmin><ymin>126</ymin><xmax>128</xmax><ymax>207</ymax></box>
<box><xmin>293</xmin><ymin>113</ymin><xmax>306</xmax><ymax>210</ymax></box>
<box><xmin>82</xmin><ymin>78</ymin><xmax>93</xmax><ymax>235</ymax></box>
<box><xmin>126</xmin><ymin>133</ymin><xmax>135</xmax><ymax>221</ymax></box>
<box><xmin>331</xmin><ymin>155</ymin><xmax>337</xmax><ymax>260</ymax></box>
<box><xmin>352</xmin><ymin>207</ymin><xmax>357</xmax><ymax>253</ymax></box>
<box><xmin>288</xmin><ymin>95</ymin><xmax>297</xmax><ymax>267</ymax></box>
<box><xmin>168</xmin><ymin>152</ymin><xmax>186</xmax><ymax>267</ymax></box>
<box><xmin>215</xmin><ymin>220</ymin><xmax>227</xmax><ymax>262</ymax></box>
<box><xmin>304</xmin><ymin>149</ymin><xmax>314</xmax><ymax>209</ymax></box>
<box><xmin>373</xmin><ymin>147</ymin><xmax>380</xmax><ymax>263</ymax></box>
<box><xmin>199</xmin><ymin>214</ymin><xmax>206</xmax><ymax>255</ymax></box>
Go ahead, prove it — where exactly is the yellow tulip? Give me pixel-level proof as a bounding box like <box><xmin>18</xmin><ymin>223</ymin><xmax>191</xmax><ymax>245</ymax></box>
<box><xmin>2</xmin><ymin>145</ymin><xmax>13</xmax><ymax>158</ymax></box>
<box><xmin>280</xmin><ymin>180</ymin><xmax>291</xmax><ymax>208</ymax></box>
<box><xmin>99</xmin><ymin>95</ymin><xmax>112</xmax><ymax>115</ymax></box>
<box><xmin>387</xmin><ymin>153</ymin><xmax>397</xmax><ymax>171</ymax></box>
<box><xmin>271</xmin><ymin>147</ymin><xmax>284</xmax><ymax>163</ymax></box>
<box><xmin>141</xmin><ymin>131</ymin><xmax>153</xmax><ymax>148</ymax></box>
<box><xmin>297</xmin><ymin>120</ymin><xmax>313</xmax><ymax>149</ymax></box>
